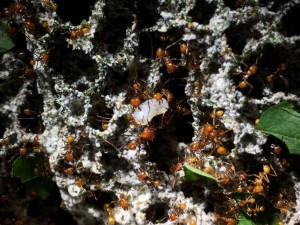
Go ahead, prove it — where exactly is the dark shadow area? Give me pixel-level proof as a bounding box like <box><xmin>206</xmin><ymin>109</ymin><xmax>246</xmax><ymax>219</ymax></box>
<box><xmin>225</xmin><ymin>19</ymin><xmax>262</xmax><ymax>55</ymax></box>
<box><xmin>88</xmin><ymin>96</ymin><xmax>113</xmax><ymax>130</ymax></box>
<box><xmin>280</xmin><ymin>4</ymin><xmax>300</xmax><ymax>37</ymax></box>
<box><xmin>100</xmin><ymin>144</ymin><xmax>132</xmax><ymax>181</ymax></box>
<box><xmin>18</xmin><ymin>86</ymin><xmax>45</xmax><ymax>134</ymax></box>
<box><xmin>54</xmin><ymin>0</ymin><xmax>97</xmax><ymax>25</ymax></box>
<box><xmin>138</xmin><ymin>28</ymin><xmax>184</xmax><ymax>59</ymax></box>
<box><xmin>136</xmin><ymin>0</ymin><xmax>160</xmax><ymax>29</ymax></box>
<box><xmin>85</xmin><ymin>190</ymin><xmax>117</xmax><ymax>211</ymax></box>
<box><xmin>269</xmin><ymin>0</ymin><xmax>291</xmax><ymax>11</ymax></box>
<box><xmin>70</xmin><ymin>99</ymin><xmax>85</xmax><ymax>117</ymax></box>
<box><xmin>0</xmin><ymin>0</ymin><xmax>13</xmax><ymax>9</ymax></box>
<box><xmin>188</xmin><ymin>0</ymin><xmax>217</xmax><ymax>24</ymax></box>
<box><xmin>145</xmin><ymin>65</ymin><xmax>194</xmax><ymax>173</ymax></box>
<box><xmin>0</xmin><ymin>57</ymin><xmax>24</xmax><ymax>101</ymax></box>
<box><xmin>27</xmin><ymin>186</ymin><xmax>78</xmax><ymax>225</ymax></box>
<box><xmin>0</xmin><ymin>115</ymin><xmax>8</xmax><ymax>139</ymax></box>
<box><xmin>48</xmin><ymin>39</ymin><xmax>98</xmax><ymax>85</ymax></box>
<box><xmin>93</xmin><ymin>0</ymin><xmax>134</xmax><ymax>54</ymax></box>
<box><xmin>145</xmin><ymin>203</ymin><xmax>169</xmax><ymax>223</ymax></box>
<box><xmin>224</xmin><ymin>0</ymin><xmax>243</xmax><ymax>10</ymax></box>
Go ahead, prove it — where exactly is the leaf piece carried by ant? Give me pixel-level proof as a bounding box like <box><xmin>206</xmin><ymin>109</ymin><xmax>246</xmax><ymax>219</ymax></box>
<box><xmin>12</xmin><ymin>156</ymin><xmax>54</xmax><ymax>199</ymax></box>
<box><xmin>183</xmin><ymin>164</ymin><xmax>216</xmax><ymax>182</ymax></box>
<box><xmin>257</xmin><ymin>101</ymin><xmax>300</xmax><ymax>155</ymax></box>
<box><xmin>12</xmin><ymin>156</ymin><xmax>43</xmax><ymax>182</ymax></box>
<box><xmin>237</xmin><ymin>211</ymin><xmax>280</xmax><ymax>225</ymax></box>
<box><xmin>0</xmin><ymin>19</ymin><xmax>15</xmax><ymax>53</ymax></box>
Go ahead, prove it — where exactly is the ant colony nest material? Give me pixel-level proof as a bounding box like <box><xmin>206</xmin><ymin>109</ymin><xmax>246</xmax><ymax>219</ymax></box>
<box><xmin>1</xmin><ymin>0</ymin><xmax>300</xmax><ymax>225</ymax></box>
<box><xmin>132</xmin><ymin>98</ymin><xmax>169</xmax><ymax>125</ymax></box>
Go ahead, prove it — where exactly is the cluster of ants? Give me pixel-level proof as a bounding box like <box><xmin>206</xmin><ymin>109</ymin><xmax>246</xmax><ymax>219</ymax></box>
<box><xmin>1</xmin><ymin>0</ymin><xmax>56</xmax><ymax>80</ymax></box>
<box><xmin>3</xmin><ymin>0</ymin><xmax>56</xmax><ymax>35</ymax></box>
<box><xmin>233</xmin><ymin>54</ymin><xmax>288</xmax><ymax>96</ymax></box>
<box><xmin>167</xmin><ymin>112</ymin><xmax>294</xmax><ymax>224</ymax></box>
<box><xmin>88</xmin><ymin>32</ymin><xmax>294</xmax><ymax>224</ymax></box>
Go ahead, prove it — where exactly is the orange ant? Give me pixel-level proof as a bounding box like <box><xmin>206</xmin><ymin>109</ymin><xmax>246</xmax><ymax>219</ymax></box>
<box><xmin>155</xmin><ymin>39</ymin><xmax>184</xmax><ymax>73</ymax></box>
<box><xmin>29</xmin><ymin>52</ymin><xmax>50</xmax><ymax>67</ymax></box>
<box><xmin>43</xmin><ymin>0</ymin><xmax>57</xmax><ymax>11</ymax></box>
<box><xmin>235</xmin><ymin>54</ymin><xmax>262</xmax><ymax>95</ymax></box>
<box><xmin>139</xmin><ymin>127</ymin><xmax>155</xmax><ymax>140</ymax></box>
<box><xmin>33</xmin><ymin>135</ymin><xmax>42</xmax><ymax>154</ymax></box>
<box><xmin>252</xmin><ymin>164</ymin><xmax>276</xmax><ymax>194</ymax></box>
<box><xmin>19</xmin><ymin>139</ymin><xmax>29</xmax><ymax>157</ymax></box>
<box><xmin>65</xmin><ymin>135</ymin><xmax>75</xmax><ymax>162</ymax></box>
<box><xmin>70</xmin><ymin>27</ymin><xmax>91</xmax><ymax>39</ymax></box>
<box><xmin>176</xmin><ymin>102</ymin><xmax>192</xmax><ymax>116</ymax></box>
<box><xmin>137</xmin><ymin>170</ymin><xmax>148</xmax><ymax>181</ymax></box>
<box><xmin>190</xmin><ymin>122</ymin><xmax>230</xmax><ymax>155</ymax></box>
<box><xmin>266</xmin><ymin>63</ymin><xmax>287</xmax><ymax>84</ymax></box>
<box><xmin>119</xmin><ymin>193</ymin><xmax>129</xmax><ymax>210</ymax></box>
<box><xmin>214</xmin><ymin>163</ymin><xmax>236</xmax><ymax>185</ymax></box>
<box><xmin>246</xmin><ymin>204</ymin><xmax>265</xmax><ymax>216</ymax></box>
<box><xmin>238</xmin><ymin>196</ymin><xmax>256</xmax><ymax>207</ymax></box>
<box><xmin>128</xmin><ymin>81</ymin><xmax>145</xmax><ymax>109</ymax></box>
<box><xmin>136</xmin><ymin>166</ymin><xmax>162</xmax><ymax>187</ymax></box>
<box><xmin>274</xmin><ymin>189</ymin><xmax>295</xmax><ymax>214</ymax></box>
<box><xmin>103</xmin><ymin>203</ymin><xmax>115</xmax><ymax>225</ymax></box>
<box><xmin>210</xmin><ymin>109</ymin><xmax>225</xmax><ymax>119</ymax></box>
<box><xmin>97</xmin><ymin>115</ymin><xmax>112</xmax><ymax>131</ymax></box>
<box><xmin>169</xmin><ymin>162</ymin><xmax>183</xmax><ymax>173</ymax></box>
<box><xmin>0</xmin><ymin>137</ymin><xmax>11</xmax><ymax>146</ymax></box>
<box><xmin>215</xmin><ymin>213</ymin><xmax>237</xmax><ymax>225</ymax></box>
<box><xmin>192</xmin><ymin>80</ymin><xmax>201</xmax><ymax>97</ymax></box>
<box><xmin>168</xmin><ymin>202</ymin><xmax>188</xmax><ymax>223</ymax></box>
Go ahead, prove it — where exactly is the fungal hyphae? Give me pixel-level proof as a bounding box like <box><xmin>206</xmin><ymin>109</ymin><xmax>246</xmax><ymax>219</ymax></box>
<box><xmin>132</xmin><ymin>98</ymin><xmax>169</xmax><ymax>125</ymax></box>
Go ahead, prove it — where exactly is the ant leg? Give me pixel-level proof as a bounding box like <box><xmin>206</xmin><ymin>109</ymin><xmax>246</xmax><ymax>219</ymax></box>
<box><xmin>246</xmin><ymin>81</ymin><xmax>253</xmax><ymax>96</ymax></box>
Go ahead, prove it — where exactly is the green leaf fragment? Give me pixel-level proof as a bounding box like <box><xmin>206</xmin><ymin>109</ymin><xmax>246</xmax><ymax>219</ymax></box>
<box><xmin>12</xmin><ymin>156</ymin><xmax>54</xmax><ymax>199</ymax></box>
<box><xmin>12</xmin><ymin>156</ymin><xmax>43</xmax><ymax>182</ymax></box>
<box><xmin>183</xmin><ymin>164</ymin><xmax>216</xmax><ymax>182</ymax></box>
<box><xmin>24</xmin><ymin>176</ymin><xmax>54</xmax><ymax>200</ymax></box>
<box><xmin>237</xmin><ymin>212</ymin><xmax>280</xmax><ymax>225</ymax></box>
<box><xmin>257</xmin><ymin>101</ymin><xmax>300</xmax><ymax>155</ymax></box>
<box><xmin>237</xmin><ymin>212</ymin><xmax>256</xmax><ymax>225</ymax></box>
<box><xmin>0</xmin><ymin>19</ymin><xmax>15</xmax><ymax>53</ymax></box>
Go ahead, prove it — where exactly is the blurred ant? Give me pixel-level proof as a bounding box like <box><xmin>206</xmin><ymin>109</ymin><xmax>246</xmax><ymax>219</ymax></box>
<box><xmin>19</xmin><ymin>102</ymin><xmax>44</xmax><ymax>134</ymax></box>
<box><xmin>235</xmin><ymin>0</ymin><xmax>245</xmax><ymax>8</ymax></box>
<box><xmin>32</xmin><ymin>135</ymin><xmax>42</xmax><ymax>154</ymax></box>
<box><xmin>265</xmin><ymin>63</ymin><xmax>289</xmax><ymax>89</ymax></box>
<box><xmin>176</xmin><ymin>101</ymin><xmax>192</xmax><ymax>116</ymax></box>
<box><xmin>118</xmin><ymin>193</ymin><xmax>130</xmax><ymax>210</ymax></box>
<box><xmin>97</xmin><ymin>115</ymin><xmax>112</xmax><ymax>131</ymax></box>
<box><xmin>168</xmin><ymin>202</ymin><xmax>188</xmax><ymax>223</ymax></box>
<box><xmin>238</xmin><ymin>195</ymin><xmax>256</xmax><ymax>207</ymax></box>
<box><xmin>274</xmin><ymin>189</ymin><xmax>295</xmax><ymax>214</ymax></box>
<box><xmin>245</xmin><ymin>204</ymin><xmax>265</xmax><ymax>216</ymax></box>
<box><xmin>103</xmin><ymin>203</ymin><xmax>115</xmax><ymax>225</ymax></box>
<box><xmin>29</xmin><ymin>52</ymin><xmax>50</xmax><ymax>68</ymax></box>
<box><xmin>69</xmin><ymin>26</ymin><xmax>91</xmax><ymax>40</ymax></box>
<box><xmin>3</xmin><ymin>1</ymin><xmax>36</xmax><ymax>33</ymax></box>
<box><xmin>215</xmin><ymin>213</ymin><xmax>237</xmax><ymax>225</ymax></box>
<box><xmin>42</xmin><ymin>0</ymin><xmax>57</xmax><ymax>11</ymax></box>
<box><xmin>14</xmin><ymin>50</ymin><xmax>37</xmax><ymax>78</ymax></box>
<box><xmin>192</xmin><ymin>80</ymin><xmax>201</xmax><ymax>97</ymax></box>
